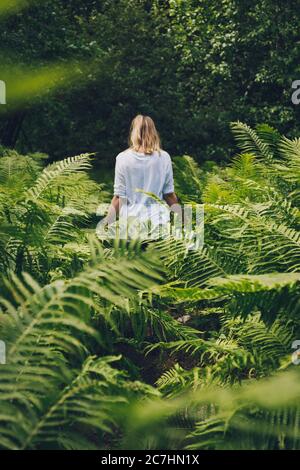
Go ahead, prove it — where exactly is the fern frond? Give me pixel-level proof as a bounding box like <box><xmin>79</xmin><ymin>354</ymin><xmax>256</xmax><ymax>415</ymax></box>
<box><xmin>27</xmin><ymin>154</ymin><xmax>92</xmax><ymax>200</ymax></box>
<box><xmin>230</xmin><ymin>121</ymin><xmax>274</xmax><ymax>161</ymax></box>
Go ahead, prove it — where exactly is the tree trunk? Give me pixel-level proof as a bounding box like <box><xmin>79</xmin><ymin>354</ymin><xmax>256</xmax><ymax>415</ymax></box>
<box><xmin>0</xmin><ymin>110</ymin><xmax>26</xmax><ymax>147</ymax></box>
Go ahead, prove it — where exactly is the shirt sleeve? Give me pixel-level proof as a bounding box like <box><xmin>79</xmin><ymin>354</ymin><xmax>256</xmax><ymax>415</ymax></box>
<box><xmin>162</xmin><ymin>154</ymin><xmax>175</xmax><ymax>195</ymax></box>
<box><xmin>113</xmin><ymin>156</ymin><xmax>126</xmax><ymax>197</ymax></box>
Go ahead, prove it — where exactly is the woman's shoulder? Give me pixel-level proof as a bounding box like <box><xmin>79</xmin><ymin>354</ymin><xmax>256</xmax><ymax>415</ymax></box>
<box><xmin>159</xmin><ymin>149</ymin><xmax>171</xmax><ymax>161</ymax></box>
<box><xmin>116</xmin><ymin>148</ymin><xmax>131</xmax><ymax>157</ymax></box>
<box><xmin>116</xmin><ymin>148</ymin><xmax>132</xmax><ymax>162</ymax></box>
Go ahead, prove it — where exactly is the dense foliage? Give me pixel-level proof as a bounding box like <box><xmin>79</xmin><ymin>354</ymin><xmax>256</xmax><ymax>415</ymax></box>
<box><xmin>0</xmin><ymin>0</ymin><xmax>300</xmax><ymax>163</ymax></box>
<box><xmin>0</xmin><ymin>122</ymin><xmax>299</xmax><ymax>449</ymax></box>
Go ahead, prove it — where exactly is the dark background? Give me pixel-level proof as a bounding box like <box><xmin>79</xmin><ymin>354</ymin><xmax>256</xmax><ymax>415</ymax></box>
<box><xmin>0</xmin><ymin>0</ymin><xmax>300</xmax><ymax>167</ymax></box>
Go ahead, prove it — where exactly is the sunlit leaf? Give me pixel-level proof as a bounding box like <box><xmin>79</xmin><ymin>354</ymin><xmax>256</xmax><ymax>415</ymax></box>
<box><xmin>0</xmin><ymin>60</ymin><xmax>95</xmax><ymax>108</ymax></box>
<box><xmin>0</xmin><ymin>0</ymin><xmax>33</xmax><ymax>17</ymax></box>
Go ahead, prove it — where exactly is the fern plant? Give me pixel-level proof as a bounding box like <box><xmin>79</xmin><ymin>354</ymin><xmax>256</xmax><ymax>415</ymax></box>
<box><xmin>0</xmin><ymin>122</ymin><xmax>299</xmax><ymax>450</ymax></box>
<box><xmin>0</xmin><ymin>149</ymin><xmax>107</xmax><ymax>281</ymax></box>
<box><xmin>140</xmin><ymin>122</ymin><xmax>300</xmax><ymax>449</ymax></box>
<box><xmin>0</xmin><ymin>245</ymin><xmax>162</xmax><ymax>449</ymax></box>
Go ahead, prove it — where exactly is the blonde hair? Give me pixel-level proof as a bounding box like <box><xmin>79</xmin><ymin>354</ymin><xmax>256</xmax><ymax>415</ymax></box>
<box><xmin>129</xmin><ymin>115</ymin><xmax>161</xmax><ymax>155</ymax></box>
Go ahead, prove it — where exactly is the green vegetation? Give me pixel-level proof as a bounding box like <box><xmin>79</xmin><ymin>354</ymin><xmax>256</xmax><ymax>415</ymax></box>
<box><xmin>0</xmin><ymin>1</ymin><xmax>299</xmax><ymax>162</ymax></box>
<box><xmin>0</xmin><ymin>0</ymin><xmax>299</xmax><ymax>451</ymax></box>
<box><xmin>0</xmin><ymin>123</ymin><xmax>299</xmax><ymax>449</ymax></box>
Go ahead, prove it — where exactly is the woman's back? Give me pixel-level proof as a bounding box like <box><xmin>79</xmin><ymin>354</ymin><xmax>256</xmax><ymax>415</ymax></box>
<box><xmin>114</xmin><ymin>148</ymin><xmax>174</xmax><ymax>217</ymax></box>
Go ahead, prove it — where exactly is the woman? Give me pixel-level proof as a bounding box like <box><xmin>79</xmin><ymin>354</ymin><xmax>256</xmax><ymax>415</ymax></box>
<box><xmin>102</xmin><ymin>115</ymin><xmax>179</xmax><ymax>239</ymax></box>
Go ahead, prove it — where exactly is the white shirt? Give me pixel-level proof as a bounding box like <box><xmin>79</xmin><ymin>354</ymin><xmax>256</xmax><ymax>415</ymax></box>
<box><xmin>113</xmin><ymin>148</ymin><xmax>174</xmax><ymax>226</ymax></box>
